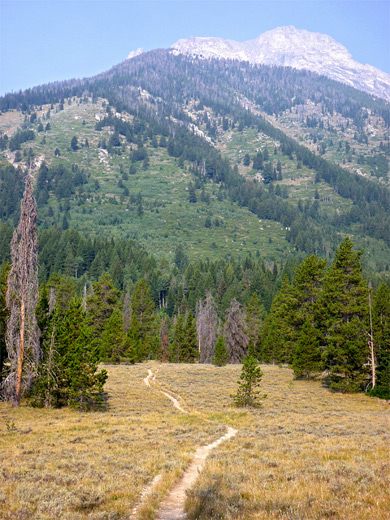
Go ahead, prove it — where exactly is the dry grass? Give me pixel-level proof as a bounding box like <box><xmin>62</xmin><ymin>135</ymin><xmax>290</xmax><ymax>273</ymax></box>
<box><xmin>0</xmin><ymin>363</ymin><xmax>220</xmax><ymax>520</ymax></box>
<box><xmin>1</xmin><ymin>363</ymin><xmax>388</xmax><ymax>519</ymax></box>
<box><xmin>154</xmin><ymin>364</ymin><xmax>389</xmax><ymax>520</ymax></box>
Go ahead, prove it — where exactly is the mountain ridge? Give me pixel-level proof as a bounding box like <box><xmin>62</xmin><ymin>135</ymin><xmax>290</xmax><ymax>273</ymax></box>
<box><xmin>126</xmin><ymin>26</ymin><xmax>389</xmax><ymax>101</ymax></box>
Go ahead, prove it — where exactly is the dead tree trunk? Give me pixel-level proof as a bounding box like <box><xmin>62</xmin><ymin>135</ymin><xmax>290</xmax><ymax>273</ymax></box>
<box><xmin>2</xmin><ymin>174</ymin><xmax>39</xmax><ymax>406</ymax></box>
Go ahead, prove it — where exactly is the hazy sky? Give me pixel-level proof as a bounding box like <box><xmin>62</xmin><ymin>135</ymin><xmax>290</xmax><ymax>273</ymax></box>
<box><xmin>1</xmin><ymin>0</ymin><xmax>389</xmax><ymax>95</ymax></box>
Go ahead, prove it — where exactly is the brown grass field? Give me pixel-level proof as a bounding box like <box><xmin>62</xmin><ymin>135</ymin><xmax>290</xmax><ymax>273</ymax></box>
<box><xmin>0</xmin><ymin>363</ymin><xmax>389</xmax><ymax>519</ymax></box>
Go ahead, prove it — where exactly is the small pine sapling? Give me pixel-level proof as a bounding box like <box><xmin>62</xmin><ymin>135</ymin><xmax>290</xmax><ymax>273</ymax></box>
<box><xmin>231</xmin><ymin>355</ymin><xmax>267</xmax><ymax>407</ymax></box>
<box><xmin>212</xmin><ymin>336</ymin><xmax>229</xmax><ymax>366</ymax></box>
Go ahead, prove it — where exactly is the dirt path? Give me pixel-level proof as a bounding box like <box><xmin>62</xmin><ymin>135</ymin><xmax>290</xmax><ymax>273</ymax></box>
<box><xmin>143</xmin><ymin>368</ymin><xmax>238</xmax><ymax>520</ymax></box>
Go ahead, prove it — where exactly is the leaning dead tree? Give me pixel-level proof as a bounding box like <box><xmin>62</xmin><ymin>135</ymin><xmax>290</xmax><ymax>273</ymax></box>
<box><xmin>2</xmin><ymin>174</ymin><xmax>40</xmax><ymax>406</ymax></box>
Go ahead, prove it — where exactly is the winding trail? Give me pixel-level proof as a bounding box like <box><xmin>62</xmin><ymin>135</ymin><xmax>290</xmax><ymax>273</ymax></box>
<box><xmin>141</xmin><ymin>367</ymin><xmax>238</xmax><ymax>520</ymax></box>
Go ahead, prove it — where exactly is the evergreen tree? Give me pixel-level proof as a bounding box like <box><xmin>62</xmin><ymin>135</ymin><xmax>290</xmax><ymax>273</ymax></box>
<box><xmin>318</xmin><ymin>237</ymin><xmax>369</xmax><ymax>392</ymax></box>
<box><xmin>245</xmin><ymin>293</ymin><xmax>264</xmax><ymax>358</ymax></box>
<box><xmin>231</xmin><ymin>355</ymin><xmax>266</xmax><ymax>407</ymax></box>
<box><xmin>196</xmin><ymin>292</ymin><xmax>218</xmax><ymax>363</ymax></box>
<box><xmin>127</xmin><ymin>279</ymin><xmax>155</xmax><ymax>360</ymax></box>
<box><xmin>86</xmin><ymin>273</ymin><xmax>119</xmax><ymax>349</ymax></box>
<box><xmin>261</xmin><ymin>275</ymin><xmax>294</xmax><ymax>364</ymax></box>
<box><xmin>212</xmin><ymin>336</ymin><xmax>229</xmax><ymax>366</ymax></box>
<box><xmin>371</xmin><ymin>283</ymin><xmax>390</xmax><ymax>398</ymax></box>
<box><xmin>181</xmin><ymin>310</ymin><xmax>198</xmax><ymax>362</ymax></box>
<box><xmin>31</xmin><ymin>299</ymin><xmax>107</xmax><ymax>409</ymax></box>
<box><xmin>100</xmin><ymin>307</ymin><xmax>126</xmax><ymax>363</ymax></box>
<box><xmin>170</xmin><ymin>314</ymin><xmax>184</xmax><ymax>363</ymax></box>
<box><xmin>224</xmin><ymin>298</ymin><xmax>248</xmax><ymax>363</ymax></box>
<box><xmin>292</xmin><ymin>320</ymin><xmax>322</xmax><ymax>379</ymax></box>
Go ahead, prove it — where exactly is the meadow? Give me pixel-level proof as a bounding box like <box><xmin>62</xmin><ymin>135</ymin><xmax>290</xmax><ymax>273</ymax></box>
<box><xmin>1</xmin><ymin>363</ymin><xmax>388</xmax><ymax>519</ymax></box>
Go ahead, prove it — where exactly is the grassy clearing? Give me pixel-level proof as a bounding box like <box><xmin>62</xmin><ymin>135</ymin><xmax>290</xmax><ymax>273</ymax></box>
<box><xmin>0</xmin><ymin>364</ymin><xmax>222</xmax><ymax>520</ymax></box>
<box><xmin>1</xmin><ymin>363</ymin><xmax>387</xmax><ymax>519</ymax></box>
<box><xmin>153</xmin><ymin>364</ymin><xmax>389</xmax><ymax>520</ymax></box>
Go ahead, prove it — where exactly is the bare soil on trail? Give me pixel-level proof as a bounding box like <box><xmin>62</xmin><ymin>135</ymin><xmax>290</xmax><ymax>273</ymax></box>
<box><xmin>143</xmin><ymin>368</ymin><xmax>238</xmax><ymax>520</ymax></box>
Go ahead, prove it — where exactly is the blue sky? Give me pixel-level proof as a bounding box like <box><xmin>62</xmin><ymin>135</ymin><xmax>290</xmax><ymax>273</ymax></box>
<box><xmin>0</xmin><ymin>0</ymin><xmax>389</xmax><ymax>95</ymax></box>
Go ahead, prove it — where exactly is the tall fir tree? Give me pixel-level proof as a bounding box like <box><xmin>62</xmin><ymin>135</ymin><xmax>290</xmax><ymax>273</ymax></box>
<box><xmin>86</xmin><ymin>274</ymin><xmax>119</xmax><ymax>347</ymax></box>
<box><xmin>290</xmin><ymin>255</ymin><xmax>326</xmax><ymax>376</ymax></box>
<box><xmin>170</xmin><ymin>314</ymin><xmax>184</xmax><ymax>363</ymax></box>
<box><xmin>371</xmin><ymin>283</ymin><xmax>390</xmax><ymax>398</ymax></box>
<box><xmin>261</xmin><ymin>275</ymin><xmax>295</xmax><ymax>364</ymax></box>
<box><xmin>196</xmin><ymin>292</ymin><xmax>218</xmax><ymax>363</ymax></box>
<box><xmin>245</xmin><ymin>293</ymin><xmax>264</xmax><ymax>358</ymax></box>
<box><xmin>292</xmin><ymin>320</ymin><xmax>322</xmax><ymax>379</ymax></box>
<box><xmin>318</xmin><ymin>237</ymin><xmax>369</xmax><ymax>392</ymax></box>
<box><xmin>180</xmin><ymin>311</ymin><xmax>198</xmax><ymax>362</ymax></box>
<box><xmin>126</xmin><ymin>279</ymin><xmax>155</xmax><ymax>361</ymax></box>
<box><xmin>100</xmin><ymin>307</ymin><xmax>126</xmax><ymax>363</ymax></box>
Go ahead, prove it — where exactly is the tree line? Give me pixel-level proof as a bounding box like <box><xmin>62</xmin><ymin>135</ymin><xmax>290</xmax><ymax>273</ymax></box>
<box><xmin>1</xmin><ymin>178</ymin><xmax>389</xmax><ymax>410</ymax></box>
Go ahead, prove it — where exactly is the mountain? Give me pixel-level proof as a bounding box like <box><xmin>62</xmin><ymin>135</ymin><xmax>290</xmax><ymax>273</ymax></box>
<box><xmin>0</xmin><ymin>46</ymin><xmax>389</xmax><ymax>276</ymax></box>
<box><xmin>169</xmin><ymin>26</ymin><xmax>390</xmax><ymax>101</ymax></box>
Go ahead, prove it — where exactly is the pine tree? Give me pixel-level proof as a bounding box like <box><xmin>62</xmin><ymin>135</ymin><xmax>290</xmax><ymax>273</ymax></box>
<box><xmin>261</xmin><ymin>276</ymin><xmax>294</xmax><ymax>364</ymax></box>
<box><xmin>180</xmin><ymin>311</ymin><xmax>198</xmax><ymax>362</ymax></box>
<box><xmin>292</xmin><ymin>320</ymin><xmax>322</xmax><ymax>379</ymax></box>
<box><xmin>231</xmin><ymin>355</ymin><xmax>266</xmax><ymax>407</ymax></box>
<box><xmin>86</xmin><ymin>273</ymin><xmax>119</xmax><ymax>352</ymax></box>
<box><xmin>318</xmin><ymin>237</ymin><xmax>369</xmax><ymax>392</ymax></box>
<box><xmin>371</xmin><ymin>283</ymin><xmax>390</xmax><ymax>398</ymax></box>
<box><xmin>170</xmin><ymin>314</ymin><xmax>184</xmax><ymax>363</ymax></box>
<box><xmin>100</xmin><ymin>307</ymin><xmax>126</xmax><ymax>363</ymax></box>
<box><xmin>127</xmin><ymin>279</ymin><xmax>155</xmax><ymax>360</ymax></box>
<box><xmin>245</xmin><ymin>293</ymin><xmax>264</xmax><ymax>358</ymax></box>
<box><xmin>2</xmin><ymin>175</ymin><xmax>40</xmax><ymax>405</ymax></box>
<box><xmin>212</xmin><ymin>336</ymin><xmax>229</xmax><ymax>366</ymax></box>
<box><xmin>224</xmin><ymin>298</ymin><xmax>248</xmax><ymax>363</ymax></box>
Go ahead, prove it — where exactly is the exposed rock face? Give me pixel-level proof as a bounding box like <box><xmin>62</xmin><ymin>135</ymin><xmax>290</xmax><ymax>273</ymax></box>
<box><xmin>168</xmin><ymin>26</ymin><xmax>389</xmax><ymax>101</ymax></box>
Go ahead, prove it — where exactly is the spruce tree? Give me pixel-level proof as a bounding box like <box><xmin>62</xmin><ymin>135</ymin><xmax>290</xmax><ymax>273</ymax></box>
<box><xmin>231</xmin><ymin>355</ymin><xmax>266</xmax><ymax>407</ymax></box>
<box><xmin>212</xmin><ymin>336</ymin><xmax>229</xmax><ymax>366</ymax></box>
<box><xmin>371</xmin><ymin>283</ymin><xmax>390</xmax><ymax>398</ymax></box>
<box><xmin>100</xmin><ymin>307</ymin><xmax>126</xmax><ymax>363</ymax></box>
<box><xmin>318</xmin><ymin>237</ymin><xmax>369</xmax><ymax>392</ymax></box>
<box><xmin>261</xmin><ymin>275</ymin><xmax>294</xmax><ymax>364</ymax></box>
<box><xmin>181</xmin><ymin>311</ymin><xmax>198</xmax><ymax>362</ymax></box>
<box><xmin>86</xmin><ymin>274</ymin><xmax>119</xmax><ymax>346</ymax></box>
<box><xmin>126</xmin><ymin>279</ymin><xmax>155</xmax><ymax>360</ymax></box>
<box><xmin>245</xmin><ymin>293</ymin><xmax>264</xmax><ymax>358</ymax></box>
<box><xmin>292</xmin><ymin>320</ymin><xmax>322</xmax><ymax>379</ymax></box>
